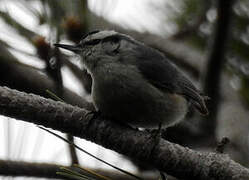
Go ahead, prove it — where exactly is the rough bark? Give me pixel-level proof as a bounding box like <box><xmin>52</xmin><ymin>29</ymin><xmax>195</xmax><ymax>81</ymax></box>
<box><xmin>0</xmin><ymin>86</ymin><xmax>248</xmax><ymax>180</ymax></box>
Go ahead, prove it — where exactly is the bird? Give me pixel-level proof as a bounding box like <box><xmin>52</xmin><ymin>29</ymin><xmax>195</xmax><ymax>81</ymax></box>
<box><xmin>54</xmin><ymin>30</ymin><xmax>208</xmax><ymax>129</ymax></box>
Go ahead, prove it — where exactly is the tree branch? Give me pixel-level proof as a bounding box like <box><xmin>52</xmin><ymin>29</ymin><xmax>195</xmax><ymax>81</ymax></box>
<box><xmin>0</xmin><ymin>11</ymin><xmax>37</xmax><ymax>44</ymax></box>
<box><xmin>66</xmin><ymin>133</ymin><xmax>79</xmax><ymax>165</ymax></box>
<box><xmin>202</xmin><ymin>0</ymin><xmax>234</xmax><ymax>139</ymax></box>
<box><xmin>0</xmin><ymin>159</ymin><xmax>67</xmax><ymax>179</ymax></box>
<box><xmin>0</xmin><ymin>159</ymin><xmax>158</xmax><ymax>180</ymax></box>
<box><xmin>0</xmin><ymin>43</ymin><xmax>94</xmax><ymax>111</ymax></box>
<box><xmin>0</xmin><ymin>86</ymin><xmax>248</xmax><ymax>180</ymax></box>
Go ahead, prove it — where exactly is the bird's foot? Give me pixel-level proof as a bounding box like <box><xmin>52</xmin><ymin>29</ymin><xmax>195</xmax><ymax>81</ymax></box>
<box><xmin>148</xmin><ymin>123</ymin><xmax>163</xmax><ymax>156</ymax></box>
<box><xmin>149</xmin><ymin>125</ymin><xmax>168</xmax><ymax>180</ymax></box>
<box><xmin>149</xmin><ymin>122</ymin><xmax>163</xmax><ymax>139</ymax></box>
<box><xmin>85</xmin><ymin>110</ymin><xmax>101</xmax><ymax>128</ymax></box>
<box><xmin>215</xmin><ymin>137</ymin><xmax>230</xmax><ymax>153</ymax></box>
<box><xmin>85</xmin><ymin>110</ymin><xmax>101</xmax><ymax>120</ymax></box>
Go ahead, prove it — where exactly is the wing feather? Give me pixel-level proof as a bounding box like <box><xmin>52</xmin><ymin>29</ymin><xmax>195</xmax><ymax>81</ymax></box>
<box><xmin>131</xmin><ymin>45</ymin><xmax>208</xmax><ymax>115</ymax></box>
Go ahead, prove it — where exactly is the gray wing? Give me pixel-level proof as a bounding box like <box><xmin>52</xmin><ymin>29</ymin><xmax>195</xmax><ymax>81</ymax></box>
<box><xmin>132</xmin><ymin>45</ymin><xmax>208</xmax><ymax>115</ymax></box>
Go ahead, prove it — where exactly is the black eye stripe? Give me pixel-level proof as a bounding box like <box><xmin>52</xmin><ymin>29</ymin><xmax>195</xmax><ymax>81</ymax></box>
<box><xmin>84</xmin><ymin>39</ymin><xmax>101</xmax><ymax>46</ymax></box>
<box><xmin>81</xmin><ymin>30</ymin><xmax>100</xmax><ymax>40</ymax></box>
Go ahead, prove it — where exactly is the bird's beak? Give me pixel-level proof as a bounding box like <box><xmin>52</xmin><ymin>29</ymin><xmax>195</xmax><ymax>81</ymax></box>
<box><xmin>54</xmin><ymin>43</ymin><xmax>81</xmax><ymax>54</ymax></box>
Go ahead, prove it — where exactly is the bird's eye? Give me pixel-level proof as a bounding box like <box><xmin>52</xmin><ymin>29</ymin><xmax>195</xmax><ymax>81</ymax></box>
<box><xmin>84</xmin><ymin>39</ymin><xmax>101</xmax><ymax>46</ymax></box>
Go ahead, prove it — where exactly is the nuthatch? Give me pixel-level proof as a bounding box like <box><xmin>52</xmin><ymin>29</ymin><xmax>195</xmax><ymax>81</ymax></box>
<box><xmin>55</xmin><ymin>30</ymin><xmax>208</xmax><ymax>129</ymax></box>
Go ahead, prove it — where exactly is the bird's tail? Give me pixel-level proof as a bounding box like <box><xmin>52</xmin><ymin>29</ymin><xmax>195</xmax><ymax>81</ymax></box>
<box><xmin>191</xmin><ymin>94</ymin><xmax>209</xmax><ymax>115</ymax></box>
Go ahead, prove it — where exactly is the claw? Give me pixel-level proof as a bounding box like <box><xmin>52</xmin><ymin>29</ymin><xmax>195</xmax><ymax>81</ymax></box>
<box><xmin>150</xmin><ymin>122</ymin><xmax>162</xmax><ymax>139</ymax></box>
<box><xmin>149</xmin><ymin>123</ymin><xmax>163</xmax><ymax>157</ymax></box>
<box><xmin>85</xmin><ymin>110</ymin><xmax>101</xmax><ymax>120</ymax></box>
<box><xmin>85</xmin><ymin>110</ymin><xmax>101</xmax><ymax>128</ymax></box>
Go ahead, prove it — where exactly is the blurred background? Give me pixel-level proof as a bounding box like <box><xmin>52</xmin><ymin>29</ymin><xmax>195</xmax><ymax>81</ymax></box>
<box><xmin>0</xmin><ymin>0</ymin><xmax>248</xmax><ymax>179</ymax></box>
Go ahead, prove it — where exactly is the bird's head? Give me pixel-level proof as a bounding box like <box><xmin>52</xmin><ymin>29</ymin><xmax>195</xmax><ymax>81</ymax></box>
<box><xmin>54</xmin><ymin>30</ymin><xmax>140</xmax><ymax>71</ymax></box>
